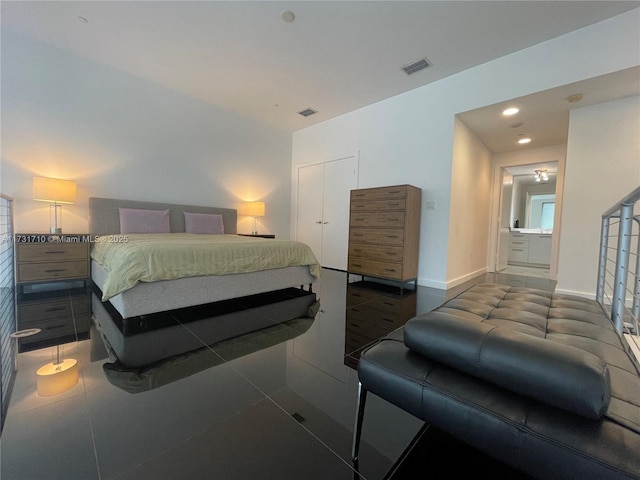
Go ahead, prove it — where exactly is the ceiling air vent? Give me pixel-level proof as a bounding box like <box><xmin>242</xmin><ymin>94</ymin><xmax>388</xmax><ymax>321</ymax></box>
<box><xmin>402</xmin><ymin>58</ymin><xmax>431</xmax><ymax>75</ymax></box>
<box><xmin>298</xmin><ymin>108</ymin><xmax>317</xmax><ymax>117</ymax></box>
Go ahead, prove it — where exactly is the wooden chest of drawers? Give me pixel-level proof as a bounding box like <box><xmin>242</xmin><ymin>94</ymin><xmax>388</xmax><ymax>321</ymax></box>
<box><xmin>15</xmin><ymin>235</ymin><xmax>91</xmax><ymax>351</ymax></box>
<box><xmin>347</xmin><ymin>185</ymin><xmax>421</xmax><ymax>286</ymax></box>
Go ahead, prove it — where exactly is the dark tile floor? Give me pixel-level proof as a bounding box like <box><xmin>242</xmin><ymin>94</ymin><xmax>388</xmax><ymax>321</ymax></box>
<box><xmin>0</xmin><ymin>269</ymin><xmax>555</xmax><ymax>480</ymax></box>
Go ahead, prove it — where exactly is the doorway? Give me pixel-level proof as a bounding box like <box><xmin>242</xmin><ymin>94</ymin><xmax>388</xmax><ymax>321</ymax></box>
<box><xmin>489</xmin><ymin>159</ymin><xmax>563</xmax><ymax>280</ymax></box>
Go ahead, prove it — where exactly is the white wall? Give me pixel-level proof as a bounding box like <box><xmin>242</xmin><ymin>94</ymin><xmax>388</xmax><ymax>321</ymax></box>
<box><xmin>557</xmin><ymin>95</ymin><xmax>640</xmax><ymax>297</ymax></box>
<box><xmin>1</xmin><ymin>32</ymin><xmax>293</xmax><ymax>237</ymax></box>
<box><xmin>292</xmin><ymin>9</ymin><xmax>639</xmax><ymax>288</ymax></box>
<box><xmin>446</xmin><ymin>117</ymin><xmax>492</xmax><ymax>287</ymax></box>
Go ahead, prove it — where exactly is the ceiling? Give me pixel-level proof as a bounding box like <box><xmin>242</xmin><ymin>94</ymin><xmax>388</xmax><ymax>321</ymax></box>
<box><xmin>2</xmin><ymin>1</ymin><xmax>639</xmax><ymax>148</ymax></box>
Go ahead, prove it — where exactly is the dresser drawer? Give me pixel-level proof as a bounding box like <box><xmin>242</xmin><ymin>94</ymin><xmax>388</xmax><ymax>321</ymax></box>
<box><xmin>17</xmin><ymin>243</ymin><xmax>89</xmax><ymax>263</ymax></box>
<box><xmin>349</xmin><ymin>228</ymin><xmax>405</xmax><ymax>246</ymax></box>
<box><xmin>17</xmin><ymin>260</ymin><xmax>89</xmax><ymax>282</ymax></box>
<box><xmin>348</xmin><ymin>258</ymin><xmax>403</xmax><ymax>280</ymax></box>
<box><xmin>18</xmin><ymin>296</ymin><xmax>90</xmax><ymax>323</ymax></box>
<box><xmin>349</xmin><ymin>244</ymin><xmax>404</xmax><ymax>262</ymax></box>
<box><xmin>351</xmin><ymin>185</ymin><xmax>407</xmax><ymax>202</ymax></box>
<box><xmin>351</xmin><ymin>198</ymin><xmax>406</xmax><ymax>213</ymax></box>
<box><xmin>350</xmin><ymin>212</ymin><xmax>405</xmax><ymax>228</ymax></box>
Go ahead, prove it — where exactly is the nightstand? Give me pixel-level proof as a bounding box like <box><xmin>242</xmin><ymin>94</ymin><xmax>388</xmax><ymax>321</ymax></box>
<box><xmin>237</xmin><ymin>233</ymin><xmax>276</xmax><ymax>239</ymax></box>
<box><xmin>15</xmin><ymin>234</ymin><xmax>92</xmax><ymax>352</ymax></box>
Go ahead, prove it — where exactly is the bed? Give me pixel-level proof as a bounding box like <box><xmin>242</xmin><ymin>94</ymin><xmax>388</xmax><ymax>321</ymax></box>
<box><xmin>89</xmin><ymin>197</ymin><xmax>320</xmax><ymax>367</ymax></box>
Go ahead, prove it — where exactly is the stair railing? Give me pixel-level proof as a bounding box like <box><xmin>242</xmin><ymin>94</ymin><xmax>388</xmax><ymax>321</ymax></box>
<box><xmin>597</xmin><ymin>186</ymin><xmax>640</xmax><ymax>336</ymax></box>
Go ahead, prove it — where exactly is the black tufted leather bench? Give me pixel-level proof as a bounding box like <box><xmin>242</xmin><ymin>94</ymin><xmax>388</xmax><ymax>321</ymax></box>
<box><xmin>353</xmin><ymin>283</ymin><xmax>640</xmax><ymax>479</ymax></box>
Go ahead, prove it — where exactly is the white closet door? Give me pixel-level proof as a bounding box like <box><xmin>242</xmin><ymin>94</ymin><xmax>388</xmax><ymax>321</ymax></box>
<box><xmin>321</xmin><ymin>156</ymin><xmax>358</xmax><ymax>270</ymax></box>
<box><xmin>297</xmin><ymin>163</ymin><xmax>325</xmax><ymax>264</ymax></box>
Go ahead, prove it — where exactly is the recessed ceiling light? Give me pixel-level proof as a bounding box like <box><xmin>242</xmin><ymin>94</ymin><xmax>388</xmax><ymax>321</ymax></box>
<box><xmin>281</xmin><ymin>10</ymin><xmax>295</xmax><ymax>23</ymax></box>
<box><xmin>503</xmin><ymin>107</ymin><xmax>519</xmax><ymax>116</ymax></box>
<box><xmin>518</xmin><ymin>137</ymin><xmax>532</xmax><ymax>144</ymax></box>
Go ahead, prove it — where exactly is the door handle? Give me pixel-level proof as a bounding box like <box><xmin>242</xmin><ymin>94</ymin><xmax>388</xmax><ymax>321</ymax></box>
<box><xmin>323</xmin><ymin>221</ymin><xmax>328</xmax><ymax>224</ymax></box>
<box><xmin>315</xmin><ymin>221</ymin><xmax>322</xmax><ymax>224</ymax></box>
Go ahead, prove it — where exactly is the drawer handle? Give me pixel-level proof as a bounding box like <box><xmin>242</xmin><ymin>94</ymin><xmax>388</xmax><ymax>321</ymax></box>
<box><xmin>383</xmin><ymin>302</ymin><xmax>395</xmax><ymax>306</ymax></box>
<box><xmin>388</xmin><ymin>190</ymin><xmax>401</xmax><ymax>194</ymax></box>
<box><xmin>45</xmin><ymin>269</ymin><xmax>67</xmax><ymax>273</ymax></box>
<box><xmin>385</xmin><ymin>235</ymin><xmax>399</xmax><ymax>239</ymax></box>
<box><xmin>384</xmin><ymin>269</ymin><xmax>397</xmax><ymax>272</ymax></box>
<box><xmin>382</xmin><ymin>318</ymin><xmax>394</xmax><ymax>323</ymax></box>
<box><xmin>387</xmin><ymin>218</ymin><xmax>400</xmax><ymax>221</ymax></box>
<box><xmin>512</xmin><ymin>249</ymin><xmax>524</xmax><ymax>252</ymax></box>
<box><xmin>385</xmin><ymin>252</ymin><xmax>398</xmax><ymax>256</ymax></box>
<box><xmin>45</xmin><ymin>307</ymin><xmax>67</xmax><ymax>313</ymax></box>
<box><xmin>44</xmin><ymin>251</ymin><xmax>66</xmax><ymax>255</ymax></box>
<box><xmin>352</xmin><ymin>263</ymin><xmax>362</xmax><ymax>267</ymax></box>
<box><xmin>47</xmin><ymin>324</ymin><xmax>67</xmax><ymax>330</ymax></box>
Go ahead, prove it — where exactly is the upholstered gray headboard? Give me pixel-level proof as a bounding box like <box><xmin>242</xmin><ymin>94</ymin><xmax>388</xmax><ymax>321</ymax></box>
<box><xmin>88</xmin><ymin>197</ymin><xmax>238</xmax><ymax>236</ymax></box>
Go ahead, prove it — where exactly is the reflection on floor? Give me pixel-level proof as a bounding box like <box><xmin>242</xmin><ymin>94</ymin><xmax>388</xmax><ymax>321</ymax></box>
<box><xmin>500</xmin><ymin>264</ymin><xmax>551</xmax><ymax>279</ymax></box>
<box><xmin>1</xmin><ymin>269</ymin><xmax>556</xmax><ymax>480</ymax></box>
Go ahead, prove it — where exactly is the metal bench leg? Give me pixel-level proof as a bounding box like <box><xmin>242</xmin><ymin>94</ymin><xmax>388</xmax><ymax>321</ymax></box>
<box><xmin>351</xmin><ymin>382</ymin><xmax>368</xmax><ymax>461</ymax></box>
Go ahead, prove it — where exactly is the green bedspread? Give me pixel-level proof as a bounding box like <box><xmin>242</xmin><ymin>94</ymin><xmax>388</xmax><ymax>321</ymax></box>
<box><xmin>91</xmin><ymin>233</ymin><xmax>321</xmax><ymax>301</ymax></box>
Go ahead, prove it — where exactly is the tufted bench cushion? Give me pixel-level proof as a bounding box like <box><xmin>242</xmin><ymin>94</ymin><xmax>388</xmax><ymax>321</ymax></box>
<box><xmin>404</xmin><ymin>315</ymin><xmax>612</xmax><ymax>419</ymax></box>
<box><xmin>357</xmin><ymin>283</ymin><xmax>640</xmax><ymax>480</ymax></box>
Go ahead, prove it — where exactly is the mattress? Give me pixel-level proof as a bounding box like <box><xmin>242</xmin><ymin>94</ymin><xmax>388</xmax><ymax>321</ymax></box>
<box><xmin>92</xmin><ymin>260</ymin><xmax>316</xmax><ymax>318</ymax></box>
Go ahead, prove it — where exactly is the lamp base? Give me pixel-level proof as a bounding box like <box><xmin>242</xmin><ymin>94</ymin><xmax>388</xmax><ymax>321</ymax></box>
<box><xmin>36</xmin><ymin>359</ymin><xmax>78</xmax><ymax>396</ymax></box>
<box><xmin>50</xmin><ymin>227</ymin><xmax>62</xmax><ymax>234</ymax></box>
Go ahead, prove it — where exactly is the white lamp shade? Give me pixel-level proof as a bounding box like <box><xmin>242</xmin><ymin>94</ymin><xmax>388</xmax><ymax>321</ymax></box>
<box><xmin>33</xmin><ymin>177</ymin><xmax>76</xmax><ymax>204</ymax></box>
<box><xmin>238</xmin><ymin>201</ymin><xmax>265</xmax><ymax>217</ymax></box>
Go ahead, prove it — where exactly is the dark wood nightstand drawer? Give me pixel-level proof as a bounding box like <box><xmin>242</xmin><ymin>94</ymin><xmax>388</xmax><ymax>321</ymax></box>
<box><xmin>17</xmin><ymin>260</ymin><xmax>89</xmax><ymax>282</ymax></box>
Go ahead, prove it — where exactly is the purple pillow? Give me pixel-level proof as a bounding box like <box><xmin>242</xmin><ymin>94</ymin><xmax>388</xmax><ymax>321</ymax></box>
<box><xmin>119</xmin><ymin>208</ymin><xmax>170</xmax><ymax>234</ymax></box>
<box><xmin>184</xmin><ymin>212</ymin><xmax>224</xmax><ymax>234</ymax></box>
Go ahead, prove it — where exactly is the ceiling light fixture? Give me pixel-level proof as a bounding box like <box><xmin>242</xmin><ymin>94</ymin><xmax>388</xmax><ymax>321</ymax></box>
<box><xmin>503</xmin><ymin>107</ymin><xmax>519</xmax><ymax>116</ymax></box>
<box><xmin>518</xmin><ymin>137</ymin><xmax>532</xmax><ymax>144</ymax></box>
<box><xmin>534</xmin><ymin>170</ymin><xmax>549</xmax><ymax>183</ymax></box>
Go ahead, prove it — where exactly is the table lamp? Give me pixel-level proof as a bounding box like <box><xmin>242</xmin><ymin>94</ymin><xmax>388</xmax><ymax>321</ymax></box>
<box><xmin>239</xmin><ymin>201</ymin><xmax>265</xmax><ymax>235</ymax></box>
<box><xmin>32</xmin><ymin>177</ymin><xmax>76</xmax><ymax>234</ymax></box>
